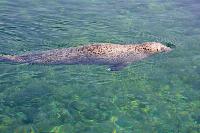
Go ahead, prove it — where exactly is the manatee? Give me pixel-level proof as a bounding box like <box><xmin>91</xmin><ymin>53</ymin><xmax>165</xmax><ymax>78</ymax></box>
<box><xmin>0</xmin><ymin>42</ymin><xmax>172</xmax><ymax>71</ymax></box>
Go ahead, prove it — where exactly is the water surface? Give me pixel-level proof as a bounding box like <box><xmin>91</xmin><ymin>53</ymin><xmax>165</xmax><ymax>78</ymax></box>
<box><xmin>0</xmin><ymin>0</ymin><xmax>199</xmax><ymax>132</ymax></box>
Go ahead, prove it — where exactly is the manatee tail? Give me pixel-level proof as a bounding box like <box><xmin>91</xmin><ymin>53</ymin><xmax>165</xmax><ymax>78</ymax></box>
<box><xmin>0</xmin><ymin>54</ymin><xmax>19</xmax><ymax>63</ymax></box>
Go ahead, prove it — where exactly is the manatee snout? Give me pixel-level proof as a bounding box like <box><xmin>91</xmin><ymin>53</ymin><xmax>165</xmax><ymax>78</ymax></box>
<box><xmin>161</xmin><ymin>45</ymin><xmax>172</xmax><ymax>53</ymax></box>
<box><xmin>161</xmin><ymin>41</ymin><xmax>176</xmax><ymax>52</ymax></box>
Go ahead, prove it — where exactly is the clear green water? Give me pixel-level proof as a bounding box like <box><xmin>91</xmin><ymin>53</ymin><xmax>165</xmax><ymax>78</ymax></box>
<box><xmin>0</xmin><ymin>0</ymin><xmax>199</xmax><ymax>133</ymax></box>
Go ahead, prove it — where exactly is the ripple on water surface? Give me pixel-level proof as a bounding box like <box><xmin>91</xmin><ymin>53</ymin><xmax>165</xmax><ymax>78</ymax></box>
<box><xmin>0</xmin><ymin>0</ymin><xmax>200</xmax><ymax>133</ymax></box>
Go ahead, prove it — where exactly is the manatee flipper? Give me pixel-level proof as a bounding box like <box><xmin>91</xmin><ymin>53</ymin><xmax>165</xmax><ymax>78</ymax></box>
<box><xmin>108</xmin><ymin>64</ymin><xmax>127</xmax><ymax>71</ymax></box>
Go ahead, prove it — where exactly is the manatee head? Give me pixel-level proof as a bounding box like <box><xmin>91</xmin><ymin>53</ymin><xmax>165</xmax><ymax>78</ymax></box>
<box><xmin>141</xmin><ymin>42</ymin><xmax>172</xmax><ymax>54</ymax></box>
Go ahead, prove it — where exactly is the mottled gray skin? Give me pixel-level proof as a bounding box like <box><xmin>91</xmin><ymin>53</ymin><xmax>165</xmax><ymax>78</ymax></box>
<box><xmin>0</xmin><ymin>42</ymin><xmax>172</xmax><ymax>71</ymax></box>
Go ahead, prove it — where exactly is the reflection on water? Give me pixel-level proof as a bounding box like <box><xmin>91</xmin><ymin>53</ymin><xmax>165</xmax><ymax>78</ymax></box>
<box><xmin>0</xmin><ymin>0</ymin><xmax>199</xmax><ymax>132</ymax></box>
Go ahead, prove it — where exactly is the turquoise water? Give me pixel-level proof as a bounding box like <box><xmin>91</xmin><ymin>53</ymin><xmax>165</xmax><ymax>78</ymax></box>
<box><xmin>0</xmin><ymin>0</ymin><xmax>199</xmax><ymax>132</ymax></box>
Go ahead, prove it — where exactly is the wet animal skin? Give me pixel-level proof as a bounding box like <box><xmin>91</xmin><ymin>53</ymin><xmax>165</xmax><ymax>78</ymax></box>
<box><xmin>0</xmin><ymin>42</ymin><xmax>172</xmax><ymax>71</ymax></box>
